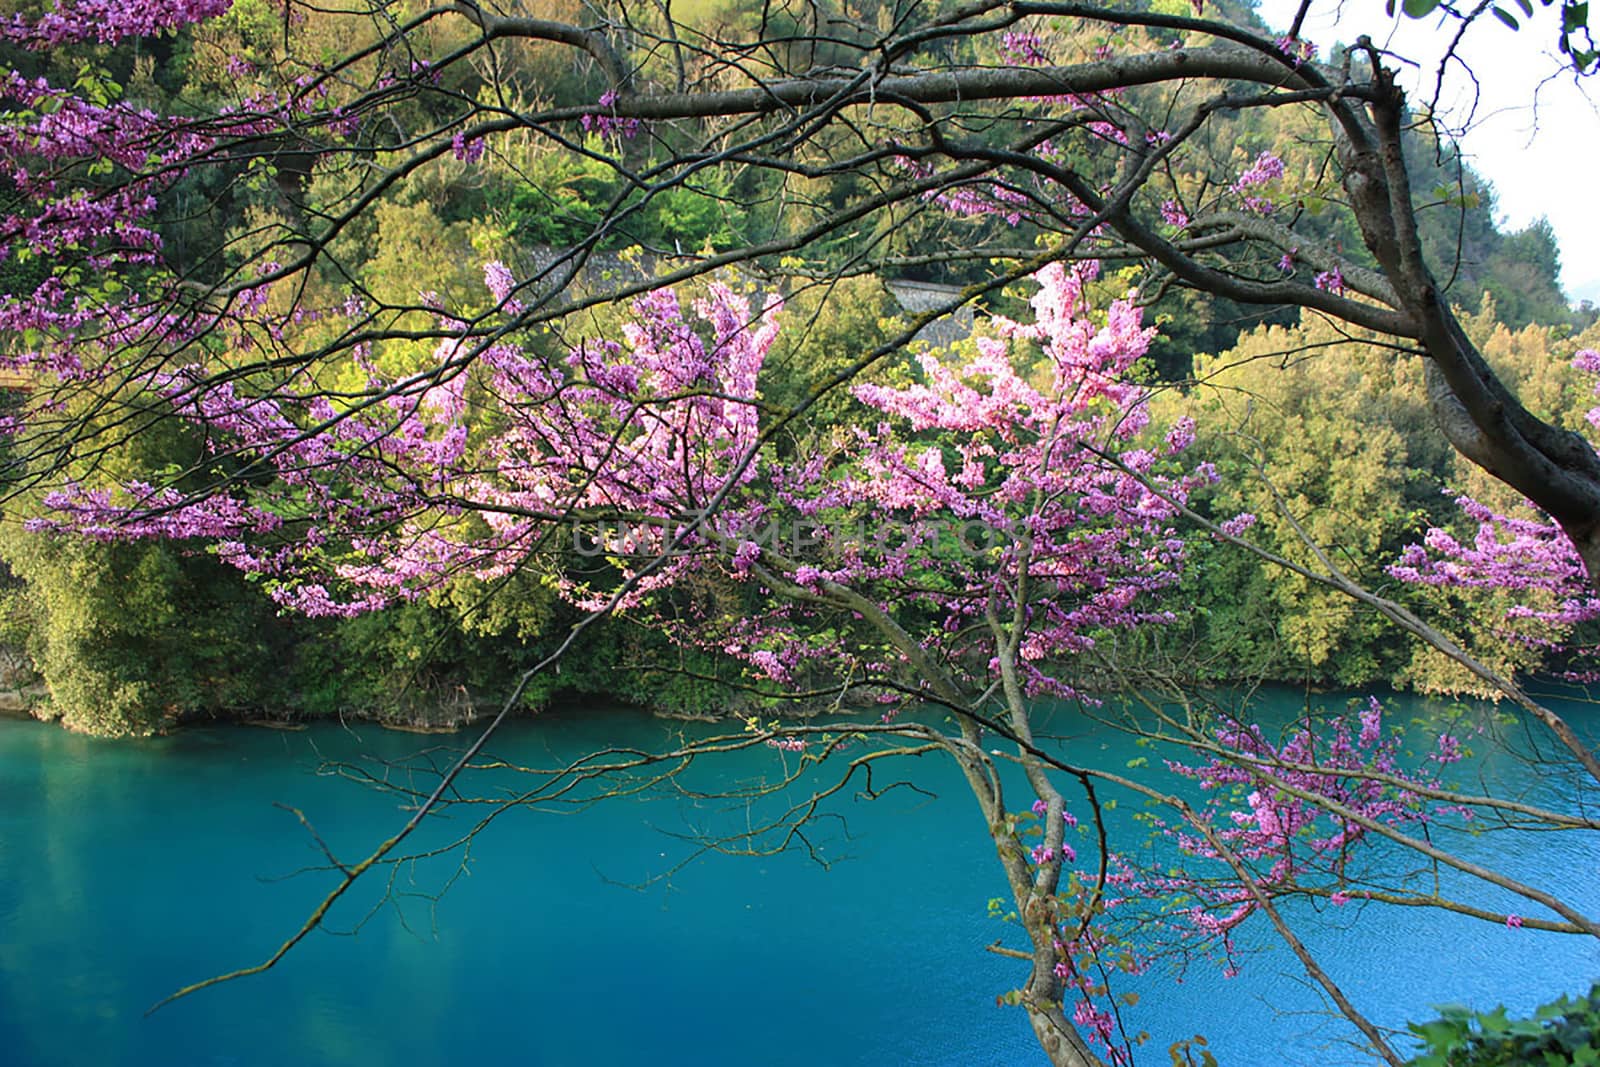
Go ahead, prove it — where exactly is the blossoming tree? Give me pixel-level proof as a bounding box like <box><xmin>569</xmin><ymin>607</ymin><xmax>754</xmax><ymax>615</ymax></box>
<box><xmin>27</xmin><ymin>247</ymin><xmax>1199</xmax><ymax>1061</ymax></box>
<box><xmin>2</xmin><ymin>0</ymin><xmax>1596</xmax><ymax>585</ymax></box>
<box><xmin>16</xmin><ymin>246</ymin><xmax>1595</xmax><ymax>1064</ymax></box>
<box><xmin>3</xmin><ymin>2</ymin><xmax>1600</xmax><ymax>1065</ymax></box>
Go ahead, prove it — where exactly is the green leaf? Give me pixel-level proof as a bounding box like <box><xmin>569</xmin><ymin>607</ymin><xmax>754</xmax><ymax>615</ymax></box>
<box><xmin>1493</xmin><ymin>6</ymin><xmax>1523</xmax><ymax>28</ymax></box>
<box><xmin>1480</xmin><ymin>1005</ymin><xmax>1512</xmax><ymax>1035</ymax></box>
<box><xmin>1402</xmin><ymin>0</ymin><xmax>1442</xmax><ymax>15</ymax></box>
<box><xmin>1409</xmin><ymin>1018</ymin><xmax>1467</xmax><ymax>1047</ymax></box>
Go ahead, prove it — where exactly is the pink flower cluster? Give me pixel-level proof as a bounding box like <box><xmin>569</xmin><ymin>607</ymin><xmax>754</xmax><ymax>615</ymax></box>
<box><xmin>22</xmin><ymin>257</ymin><xmax>1206</xmax><ymax>709</ymax></box>
<box><xmin>1390</xmin><ymin>354</ymin><xmax>1600</xmax><ymax>674</ymax></box>
<box><xmin>1232</xmin><ymin>151</ymin><xmax>1284</xmax><ymax>215</ymax></box>
<box><xmin>452</xmin><ymin>131</ymin><xmax>485</xmax><ymax>163</ymax></box>
<box><xmin>1</xmin><ymin>0</ymin><xmax>231</xmax><ymax>48</ymax></box>
<box><xmin>815</xmin><ymin>262</ymin><xmax>1200</xmax><ymax>695</ymax></box>
<box><xmin>1000</xmin><ymin>30</ymin><xmax>1050</xmax><ymax>66</ymax></box>
<box><xmin>1156</xmin><ymin>697</ymin><xmax>1466</xmax><ymax>945</ymax></box>
<box><xmin>580</xmin><ymin>89</ymin><xmax>640</xmax><ymax>140</ymax></box>
<box><xmin>1275</xmin><ymin>35</ymin><xmax>1317</xmax><ymax>66</ymax></box>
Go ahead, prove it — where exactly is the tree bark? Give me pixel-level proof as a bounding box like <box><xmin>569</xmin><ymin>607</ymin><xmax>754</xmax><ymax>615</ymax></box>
<box><xmin>1335</xmin><ymin>57</ymin><xmax>1600</xmax><ymax>588</ymax></box>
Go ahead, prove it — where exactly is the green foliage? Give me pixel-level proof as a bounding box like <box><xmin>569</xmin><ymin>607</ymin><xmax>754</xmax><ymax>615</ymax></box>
<box><xmin>0</xmin><ymin>395</ymin><xmax>308</xmax><ymax>734</ymax></box>
<box><xmin>1144</xmin><ymin>317</ymin><xmax>1456</xmax><ymax>686</ymax></box>
<box><xmin>1167</xmin><ymin>1035</ymin><xmax>1218</xmax><ymax>1067</ymax></box>
<box><xmin>501</xmin><ymin>145</ymin><xmax>615</xmax><ymax>247</ymax></box>
<box><xmin>498</xmin><ymin>152</ymin><xmax>748</xmax><ymax>253</ymax></box>
<box><xmin>1140</xmin><ymin>308</ymin><xmax>1600</xmax><ymax>692</ymax></box>
<box><xmin>646</xmin><ymin>178</ymin><xmax>743</xmax><ymax>251</ymax></box>
<box><xmin>760</xmin><ymin>273</ymin><xmax>910</xmax><ymax>444</ymax></box>
<box><xmin>1481</xmin><ymin>219</ymin><xmax>1573</xmax><ymax>330</ymax></box>
<box><xmin>0</xmin><ymin>528</ymin><xmax>300</xmax><ymax>736</ymax></box>
<box><xmin>1408</xmin><ymin>985</ymin><xmax>1600</xmax><ymax>1066</ymax></box>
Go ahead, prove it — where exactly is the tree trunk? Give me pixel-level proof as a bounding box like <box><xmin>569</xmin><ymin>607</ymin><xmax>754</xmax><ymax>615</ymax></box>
<box><xmin>1336</xmin><ymin>60</ymin><xmax>1600</xmax><ymax>591</ymax></box>
<box><xmin>943</xmin><ymin>735</ymin><xmax>1106</xmax><ymax>1067</ymax></box>
<box><xmin>1025</xmin><ymin>1000</ymin><xmax>1103</xmax><ymax>1067</ymax></box>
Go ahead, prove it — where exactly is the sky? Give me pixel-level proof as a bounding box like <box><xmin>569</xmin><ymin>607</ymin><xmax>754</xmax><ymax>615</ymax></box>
<box><xmin>1254</xmin><ymin>0</ymin><xmax>1600</xmax><ymax>305</ymax></box>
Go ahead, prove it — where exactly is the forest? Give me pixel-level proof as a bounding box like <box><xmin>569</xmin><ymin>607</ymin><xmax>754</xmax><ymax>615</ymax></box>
<box><xmin>2</xmin><ymin>0</ymin><xmax>1600</xmax><ymax>1065</ymax></box>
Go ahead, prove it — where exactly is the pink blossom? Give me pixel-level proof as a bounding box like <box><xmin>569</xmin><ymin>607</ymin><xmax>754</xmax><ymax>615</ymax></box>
<box><xmin>1359</xmin><ymin>697</ymin><xmax>1383</xmax><ymax>747</ymax></box>
<box><xmin>483</xmin><ymin>260</ymin><xmax>523</xmax><ymax>313</ymax></box>
<box><xmin>1275</xmin><ymin>36</ymin><xmax>1317</xmax><ymax>65</ymax></box>
<box><xmin>1000</xmin><ymin>30</ymin><xmax>1049</xmax><ymax>66</ymax></box>
<box><xmin>1</xmin><ymin>0</ymin><xmax>231</xmax><ymax>48</ymax></box>
<box><xmin>1165</xmin><ymin>416</ymin><xmax>1195</xmax><ymax>454</ymax></box>
<box><xmin>581</xmin><ymin>89</ymin><xmax>640</xmax><ymax>140</ymax></box>
<box><xmin>21</xmin><ymin>261</ymin><xmax>1195</xmax><ymax>709</ymax></box>
<box><xmin>1234</xmin><ymin>152</ymin><xmax>1285</xmax><ymax>189</ymax></box>
<box><xmin>1160</xmin><ymin>700</ymin><xmax>1461</xmax><ymax>951</ymax></box>
<box><xmin>452</xmin><ymin>131</ymin><xmax>485</xmax><ymax>163</ymax></box>
<box><xmin>1247</xmin><ymin>790</ymin><xmax>1282</xmax><ymax>837</ymax></box>
<box><xmin>1219</xmin><ymin>512</ymin><xmax>1257</xmax><ymax>537</ymax></box>
<box><xmin>731</xmin><ymin>540</ymin><xmax>761</xmax><ymax>574</ymax></box>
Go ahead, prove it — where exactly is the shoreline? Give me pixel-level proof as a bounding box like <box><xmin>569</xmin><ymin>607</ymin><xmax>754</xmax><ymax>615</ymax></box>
<box><xmin>0</xmin><ymin>688</ymin><xmax>882</xmax><ymax>738</ymax></box>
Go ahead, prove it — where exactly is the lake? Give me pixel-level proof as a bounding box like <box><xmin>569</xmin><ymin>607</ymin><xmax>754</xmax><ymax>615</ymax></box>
<box><xmin>1</xmin><ymin>689</ymin><xmax>1596</xmax><ymax>1066</ymax></box>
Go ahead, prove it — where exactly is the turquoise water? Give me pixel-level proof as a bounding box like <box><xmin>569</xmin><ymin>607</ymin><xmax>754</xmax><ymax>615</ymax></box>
<box><xmin>0</xmin><ymin>693</ymin><xmax>1596</xmax><ymax>1066</ymax></box>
